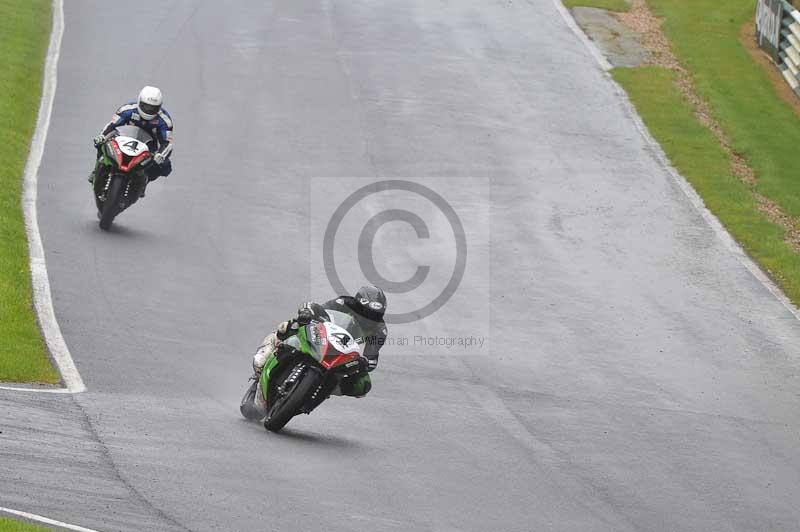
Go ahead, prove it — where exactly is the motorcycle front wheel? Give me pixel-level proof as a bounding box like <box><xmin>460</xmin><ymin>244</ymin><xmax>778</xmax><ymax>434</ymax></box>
<box><xmin>99</xmin><ymin>175</ymin><xmax>124</xmax><ymax>230</ymax></box>
<box><xmin>263</xmin><ymin>367</ymin><xmax>323</xmax><ymax>433</ymax></box>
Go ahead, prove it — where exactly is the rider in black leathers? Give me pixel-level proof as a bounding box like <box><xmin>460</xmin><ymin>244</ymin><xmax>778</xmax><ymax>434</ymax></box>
<box><xmin>252</xmin><ymin>285</ymin><xmax>388</xmax><ymax>398</ymax></box>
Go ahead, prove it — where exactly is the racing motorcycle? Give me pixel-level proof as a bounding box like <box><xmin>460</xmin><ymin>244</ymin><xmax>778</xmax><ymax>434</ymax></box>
<box><xmin>91</xmin><ymin>126</ymin><xmax>154</xmax><ymax>230</ymax></box>
<box><xmin>240</xmin><ymin>309</ymin><xmax>365</xmax><ymax>432</ymax></box>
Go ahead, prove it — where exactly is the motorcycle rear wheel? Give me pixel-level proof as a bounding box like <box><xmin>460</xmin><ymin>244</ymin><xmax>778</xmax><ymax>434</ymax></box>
<box><xmin>263</xmin><ymin>367</ymin><xmax>322</xmax><ymax>432</ymax></box>
<box><xmin>239</xmin><ymin>379</ymin><xmax>262</xmax><ymax>421</ymax></box>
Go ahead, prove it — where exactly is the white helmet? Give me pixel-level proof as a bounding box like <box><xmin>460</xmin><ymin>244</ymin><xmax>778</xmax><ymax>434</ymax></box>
<box><xmin>137</xmin><ymin>86</ymin><xmax>163</xmax><ymax>120</ymax></box>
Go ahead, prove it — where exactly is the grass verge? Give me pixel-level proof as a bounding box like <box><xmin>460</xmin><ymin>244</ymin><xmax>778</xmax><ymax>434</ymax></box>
<box><xmin>562</xmin><ymin>0</ymin><xmax>631</xmax><ymax>12</ymax></box>
<box><xmin>611</xmin><ymin>0</ymin><xmax>800</xmax><ymax>304</ymax></box>
<box><xmin>0</xmin><ymin>0</ymin><xmax>59</xmax><ymax>383</ymax></box>
<box><xmin>612</xmin><ymin>66</ymin><xmax>800</xmax><ymax>296</ymax></box>
<box><xmin>0</xmin><ymin>517</ymin><xmax>51</xmax><ymax>531</ymax></box>
<box><xmin>645</xmin><ymin>0</ymin><xmax>800</xmax><ymax>217</ymax></box>
<box><xmin>566</xmin><ymin>0</ymin><xmax>800</xmax><ymax>305</ymax></box>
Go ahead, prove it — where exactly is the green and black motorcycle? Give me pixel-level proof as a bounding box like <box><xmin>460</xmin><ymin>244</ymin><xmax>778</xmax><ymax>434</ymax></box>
<box><xmin>240</xmin><ymin>310</ymin><xmax>365</xmax><ymax>432</ymax></box>
<box><xmin>91</xmin><ymin>126</ymin><xmax>154</xmax><ymax>230</ymax></box>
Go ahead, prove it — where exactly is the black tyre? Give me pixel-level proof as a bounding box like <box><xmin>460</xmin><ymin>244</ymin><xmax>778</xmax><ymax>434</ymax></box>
<box><xmin>99</xmin><ymin>176</ymin><xmax>123</xmax><ymax>230</ymax></box>
<box><xmin>240</xmin><ymin>379</ymin><xmax>262</xmax><ymax>421</ymax></box>
<box><xmin>263</xmin><ymin>367</ymin><xmax>322</xmax><ymax>432</ymax></box>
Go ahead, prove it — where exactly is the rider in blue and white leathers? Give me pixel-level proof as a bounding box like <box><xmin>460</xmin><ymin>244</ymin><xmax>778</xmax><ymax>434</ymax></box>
<box><xmin>90</xmin><ymin>86</ymin><xmax>174</xmax><ymax>189</ymax></box>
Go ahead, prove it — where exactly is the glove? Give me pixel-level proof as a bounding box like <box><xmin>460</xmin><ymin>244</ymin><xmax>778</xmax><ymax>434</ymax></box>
<box><xmin>276</xmin><ymin>320</ymin><xmax>299</xmax><ymax>341</ymax></box>
<box><xmin>297</xmin><ymin>307</ymin><xmax>313</xmax><ymax>325</ymax></box>
<box><xmin>93</xmin><ymin>134</ymin><xmax>106</xmax><ymax>147</ymax></box>
<box><xmin>153</xmin><ymin>152</ymin><xmax>166</xmax><ymax>165</ymax></box>
<box><xmin>357</xmin><ymin>356</ymin><xmax>372</xmax><ymax>373</ymax></box>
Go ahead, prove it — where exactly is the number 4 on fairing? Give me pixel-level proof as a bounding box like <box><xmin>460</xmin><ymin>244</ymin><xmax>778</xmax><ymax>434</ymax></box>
<box><xmin>123</xmin><ymin>140</ymin><xmax>139</xmax><ymax>150</ymax></box>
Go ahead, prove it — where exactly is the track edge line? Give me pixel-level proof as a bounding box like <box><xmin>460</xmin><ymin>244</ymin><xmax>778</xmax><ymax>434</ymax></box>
<box><xmin>550</xmin><ymin>0</ymin><xmax>800</xmax><ymax>323</ymax></box>
<box><xmin>18</xmin><ymin>0</ymin><xmax>87</xmax><ymax>393</ymax></box>
<box><xmin>0</xmin><ymin>506</ymin><xmax>101</xmax><ymax>532</ymax></box>
<box><xmin>549</xmin><ymin>0</ymin><xmax>613</xmax><ymax>71</ymax></box>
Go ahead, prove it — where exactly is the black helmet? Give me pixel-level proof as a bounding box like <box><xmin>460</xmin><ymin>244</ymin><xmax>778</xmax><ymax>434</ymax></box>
<box><xmin>355</xmin><ymin>285</ymin><xmax>387</xmax><ymax>317</ymax></box>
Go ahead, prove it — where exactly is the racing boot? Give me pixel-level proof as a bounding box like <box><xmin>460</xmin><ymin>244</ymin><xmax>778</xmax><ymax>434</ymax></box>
<box><xmin>338</xmin><ymin>371</ymin><xmax>372</xmax><ymax>398</ymax></box>
<box><xmin>88</xmin><ymin>161</ymin><xmax>100</xmax><ymax>183</ymax></box>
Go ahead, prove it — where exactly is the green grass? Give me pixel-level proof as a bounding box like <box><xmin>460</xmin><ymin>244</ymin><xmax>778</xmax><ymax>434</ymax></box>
<box><xmin>562</xmin><ymin>0</ymin><xmax>631</xmax><ymax>12</ymax></box>
<box><xmin>0</xmin><ymin>517</ymin><xmax>52</xmax><ymax>531</ymax></box>
<box><xmin>613</xmin><ymin>67</ymin><xmax>800</xmax><ymax>295</ymax></box>
<box><xmin>645</xmin><ymin>0</ymin><xmax>800</xmax><ymax>216</ymax></box>
<box><xmin>612</xmin><ymin>0</ymin><xmax>800</xmax><ymax>303</ymax></box>
<box><xmin>0</xmin><ymin>0</ymin><xmax>59</xmax><ymax>383</ymax></box>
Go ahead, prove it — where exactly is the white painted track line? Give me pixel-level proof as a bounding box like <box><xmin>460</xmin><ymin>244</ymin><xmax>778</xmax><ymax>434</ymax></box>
<box><xmin>548</xmin><ymin>0</ymin><xmax>612</xmax><ymax>71</ymax></box>
<box><xmin>0</xmin><ymin>385</ymin><xmax>73</xmax><ymax>393</ymax></box>
<box><xmin>16</xmin><ymin>0</ymin><xmax>86</xmax><ymax>393</ymax></box>
<box><xmin>0</xmin><ymin>506</ymin><xmax>101</xmax><ymax>532</ymax></box>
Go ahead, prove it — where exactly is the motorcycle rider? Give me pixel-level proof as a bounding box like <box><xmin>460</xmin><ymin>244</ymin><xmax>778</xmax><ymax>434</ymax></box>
<box><xmin>252</xmin><ymin>285</ymin><xmax>388</xmax><ymax>407</ymax></box>
<box><xmin>89</xmin><ymin>86</ymin><xmax>173</xmax><ymax>197</ymax></box>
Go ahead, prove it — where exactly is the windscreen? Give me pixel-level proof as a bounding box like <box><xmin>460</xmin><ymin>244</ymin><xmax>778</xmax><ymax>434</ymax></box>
<box><xmin>323</xmin><ymin>309</ymin><xmax>365</xmax><ymax>341</ymax></box>
<box><xmin>116</xmin><ymin>125</ymin><xmax>154</xmax><ymax>144</ymax></box>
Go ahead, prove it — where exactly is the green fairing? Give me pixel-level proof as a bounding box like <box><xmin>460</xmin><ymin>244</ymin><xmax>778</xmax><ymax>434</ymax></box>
<box><xmin>259</xmin><ymin>326</ymin><xmax>312</xmax><ymax>406</ymax></box>
<box><xmin>296</xmin><ymin>326</ymin><xmax>314</xmax><ymax>358</ymax></box>
<box><xmin>102</xmin><ymin>144</ymin><xmax>114</xmax><ymax>165</ymax></box>
<box><xmin>90</xmin><ymin>151</ymin><xmax>110</xmax><ymax>185</ymax></box>
<box><xmin>259</xmin><ymin>354</ymin><xmax>280</xmax><ymax>405</ymax></box>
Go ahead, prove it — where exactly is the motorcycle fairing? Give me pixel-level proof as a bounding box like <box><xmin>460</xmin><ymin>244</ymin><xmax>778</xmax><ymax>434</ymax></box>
<box><xmin>107</xmin><ymin>137</ymin><xmax>151</xmax><ymax>172</ymax></box>
<box><xmin>259</xmin><ymin>351</ymin><xmax>282</xmax><ymax>409</ymax></box>
<box><xmin>258</xmin><ymin>321</ymin><xmax>361</xmax><ymax>408</ymax></box>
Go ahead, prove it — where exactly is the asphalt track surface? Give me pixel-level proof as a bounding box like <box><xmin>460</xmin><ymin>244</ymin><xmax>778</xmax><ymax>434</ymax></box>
<box><xmin>2</xmin><ymin>1</ymin><xmax>800</xmax><ymax>531</ymax></box>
